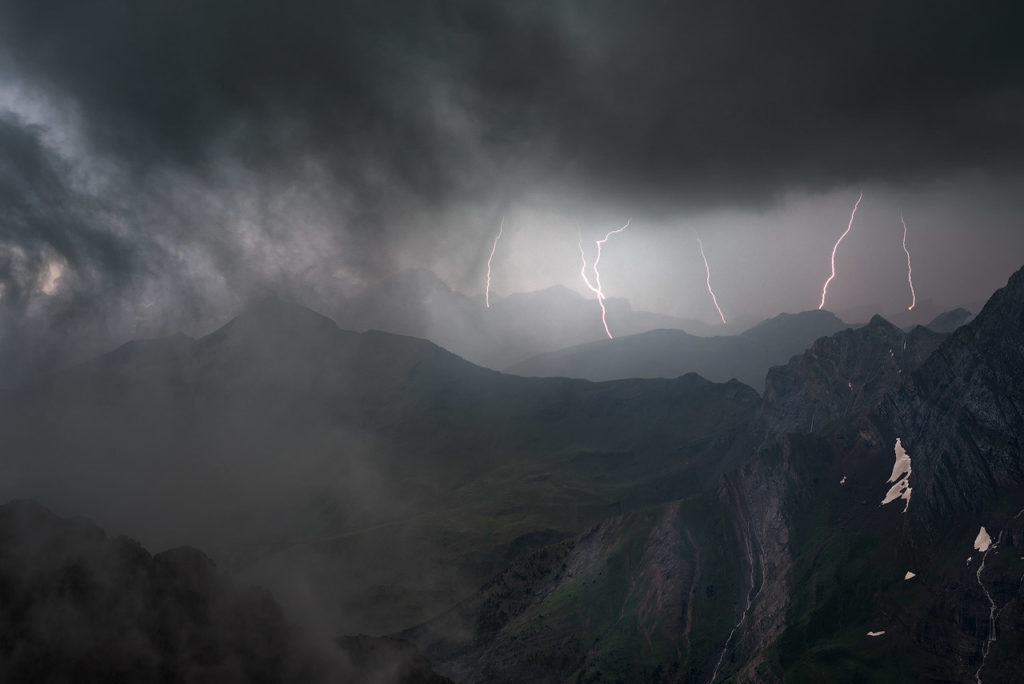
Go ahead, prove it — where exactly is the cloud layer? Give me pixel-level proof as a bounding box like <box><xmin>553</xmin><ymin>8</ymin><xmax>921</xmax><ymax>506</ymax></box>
<box><xmin>3</xmin><ymin>2</ymin><xmax>1021</xmax><ymax>203</ymax></box>
<box><xmin>0</xmin><ymin>1</ymin><xmax>1021</xmax><ymax>375</ymax></box>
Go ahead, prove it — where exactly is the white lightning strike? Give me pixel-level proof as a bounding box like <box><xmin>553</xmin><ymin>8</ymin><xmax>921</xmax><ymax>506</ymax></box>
<box><xmin>900</xmin><ymin>210</ymin><xmax>916</xmax><ymax>311</ymax></box>
<box><xmin>484</xmin><ymin>215</ymin><xmax>504</xmax><ymax>308</ymax></box>
<box><xmin>578</xmin><ymin>219</ymin><xmax>630</xmax><ymax>339</ymax></box>
<box><xmin>818</xmin><ymin>191</ymin><xmax>863</xmax><ymax>310</ymax></box>
<box><xmin>695</xmin><ymin>234</ymin><xmax>726</xmax><ymax>324</ymax></box>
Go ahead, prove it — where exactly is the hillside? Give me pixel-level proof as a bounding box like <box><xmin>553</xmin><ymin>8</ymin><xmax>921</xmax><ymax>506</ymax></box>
<box><xmin>0</xmin><ymin>297</ymin><xmax>760</xmax><ymax>636</ymax></box>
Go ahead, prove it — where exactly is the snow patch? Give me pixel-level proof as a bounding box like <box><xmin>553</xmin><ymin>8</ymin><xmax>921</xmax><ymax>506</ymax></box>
<box><xmin>881</xmin><ymin>438</ymin><xmax>912</xmax><ymax>512</ymax></box>
<box><xmin>840</xmin><ymin>475</ymin><xmax>847</xmax><ymax>485</ymax></box>
<box><xmin>904</xmin><ymin>571</ymin><xmax>916</xmax><ymax>580</ymax></box>
<box><xmin>867</xmin><ymin>631</ymin><xmax>886</xmax><ymax>637</ymax></box>
<box><xmin>974</xmin><ymin>527</ymin><xmax>992</xmax><ymax>553</ymax></box>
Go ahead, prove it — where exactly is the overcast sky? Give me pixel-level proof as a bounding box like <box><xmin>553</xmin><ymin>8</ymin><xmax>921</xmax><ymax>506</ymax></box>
<box><xmin>1</xmin><ymin>1</ymin><xmax>1022</xmax><ymax>370</ymax></box>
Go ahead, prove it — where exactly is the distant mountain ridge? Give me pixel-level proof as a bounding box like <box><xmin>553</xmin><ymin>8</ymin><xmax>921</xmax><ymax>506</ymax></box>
<box><xmin>329</xmin><ymin>268</ymin><xmax>734</xmax><ymax>370</ymax></box>
<box><xmin>507</xmin><ymin>309</ymin><xmax>851</xmax><ymax>391</ymax></box>
<box><xmin>922</xmin><ymin>306</ymin><xmax>974</xmax><ymax>333</ymax></box>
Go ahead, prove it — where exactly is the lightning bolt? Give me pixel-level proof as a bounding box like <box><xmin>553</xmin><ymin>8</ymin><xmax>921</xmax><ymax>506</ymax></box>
<box><xmin>695</xmin><ymin>234</ymin><xmax>727</xmax><ymax>324</ymax></box>
<box><xmin>900</xmin><ymin>210</ymin><xmax>916</xmax><ymax>311</ymax></box>
<box><xmin>578</xmin><ymin>219</ymin><xmax>630</xmax><ymax>339</ymax></box>
<box><xmin>818</xmin><ymin>191</ymin><xmax>863</xmax><ymax>310</ymax></box>
<box><xmin>484</xmin><ymin>215</ymin><xmax>504</xmax><ymax>308</ymax></box>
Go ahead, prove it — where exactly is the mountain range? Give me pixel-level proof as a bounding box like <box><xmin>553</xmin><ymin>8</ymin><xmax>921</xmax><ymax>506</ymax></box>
<box><xmin>0</xmin><ymin>296</ymin><xmax>760</xmax><ymax>638</ymax></box>
<box><xmin>0</xmin><ymin>263</ymin><xmax>1020</xmax><ymax>682</ymax></box>
<box><xmin>328</xmin><ymin>268</ymin><xmax>736</xmax><ymax>370</ymax></box>
<box><xmin>507</xmin><ymin>309</ymin><xmax>852</xmax><ymax>391</ymax></box>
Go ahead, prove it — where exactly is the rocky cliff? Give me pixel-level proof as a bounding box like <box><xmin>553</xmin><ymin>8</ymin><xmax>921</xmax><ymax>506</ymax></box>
<box><xmin>412</xmin><ymin>265</ymin><xmax>1024</xmax><ymax>683</ymax></box>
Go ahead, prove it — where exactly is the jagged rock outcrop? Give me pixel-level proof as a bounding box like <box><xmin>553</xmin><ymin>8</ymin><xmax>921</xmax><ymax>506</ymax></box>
<box><xmin>760</xmin><ymin>316</ymin><xmax>944</xmax><ymax>438</ymax></box>
<box><xmin>888</xmin><ymin>267</ymin><xmax>1024</xmax><ymax>527</ymax></box>
<box><xmin>730</xmin><ymin>267</ymin><xmax>1024</xmax><ymax>682</ymax></box>
<box><xmin>407</xmin><ymin>267</ymin><xmax>1024</xmax><ymax>683</ymax></box>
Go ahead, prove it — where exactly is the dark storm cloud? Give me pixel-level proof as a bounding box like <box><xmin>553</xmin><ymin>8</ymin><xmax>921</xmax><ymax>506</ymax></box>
<box><xmin>0</xmin><ymin>115</ymin><xmax>136</xmax><ymax>364</ymax></box>
<box><xmin>0</xmin><ymin>115</ymin><xmax>137</xmax><ymax>303</ymax></box>
<box><xmin>0</xmin><ymin>0</ymin><xmax>1021</xmax><ymax>379</ymax></box>
<box><xmin>1</xmin><ymin>1</ymin><xmax>1021</xmax><ymax>212</ymax></box>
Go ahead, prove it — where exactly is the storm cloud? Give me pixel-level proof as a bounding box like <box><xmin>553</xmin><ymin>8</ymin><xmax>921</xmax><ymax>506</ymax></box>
<box><xmin>2</xmin><ymin>1</ymin><xmax>1021</xmax><ymax>202</ymax></box>
<box><xmin>0</xmin><ymin>1</ymin><xmax>1022</xmax><ymax>377</ymax></box>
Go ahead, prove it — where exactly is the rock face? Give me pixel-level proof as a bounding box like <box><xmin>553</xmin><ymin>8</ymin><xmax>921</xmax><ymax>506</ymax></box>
<box><xmin>732</xmin><ymin>267</ymin><xmax>1024</xmax><ymax>682</ymax></box>
<box><xmin>0</xmin><ymin>500</ymin><xmax>451</xmax><ymax>684</ymax></box>
<box><xmin>760</xmin><ymin>316</ymin><xmax>944</xmax><ymax>438</ymax></box>
<box><xmin>892</xmin><ymin>267</ymin><xmax>1024</xmax><ymax>526</ymax></box>
<box><xmin>411</xmin><ymin>266</ymin><xmax>1024</xmax><ymax>683</ymax></box>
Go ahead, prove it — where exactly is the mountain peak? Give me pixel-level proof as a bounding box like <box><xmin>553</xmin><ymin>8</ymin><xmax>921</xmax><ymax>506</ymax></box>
<box><xmin>866</xmin><ymin>313</ymin><xmax>899</xmax><ymax>331</ymax></box>
<box><xmin>937</xmin><ymin>264</ymin><xmax>1024</xmax><ymax>345</ymax></box>
<box><xmin>496</xmin><ymin>284</ymin><xmax>584</xmax><ymax>306</ymax></box>
<box><xmin>200</xmin><ymin>297</ymin><xmax>342</xmax><ymax>352</ymax></box>
<box><xmin>379</xmin><ymin>267</ymin><xmax>454</xmax><ymax>295</ymax></box>
<box><xmin>1008</xmin><ymin>263</ymin><xmax>1024</xmax><ymax>289</ymax></box>
<box><xmin>742</xmin><ymin>309</ymin><xmax>844</xmax><ymax>335</ymax></box>
<box><xmin>925</xmin><ymin>307</ymin><xmax>974</xmax><ymax>333</ymax></box>
<box><xmin>227</xmin><ymin>297</ymin><xmax>336</xmax><ymax>331</ymax></box>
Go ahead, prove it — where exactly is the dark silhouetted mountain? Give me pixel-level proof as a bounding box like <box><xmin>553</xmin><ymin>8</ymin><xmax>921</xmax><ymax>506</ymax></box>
<box><xmin>923</xmin><ymin>306</ymin><xmax>975</xmax><ymax>333</ymax></box>
<box><xmin>0</xmin><ymin>500</ymin><xmax>451</xmax><ymax>684</ymax></box>
<box><xmin>506</xmin><ymin>309</ymin><xmax>850</xmax><ymax>391</ymax></box>
<box><xmin>836</xmin><ymin>297</ymin><xmax>957</xmax><ymax>331</ymax></box>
